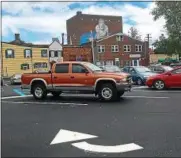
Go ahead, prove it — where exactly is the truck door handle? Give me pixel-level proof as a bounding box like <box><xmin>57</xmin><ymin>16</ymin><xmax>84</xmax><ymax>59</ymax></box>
<box><xmin>70</xmin><ymin>76</ymin><xmax>74</xmax><ymax>79</ymax></box>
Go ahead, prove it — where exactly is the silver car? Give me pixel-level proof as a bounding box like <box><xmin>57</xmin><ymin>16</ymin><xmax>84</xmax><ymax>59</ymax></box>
<box><xmin>10</xmin><ymin>74</ymin><xmax>22</xmax><ymax>85</ymax></box>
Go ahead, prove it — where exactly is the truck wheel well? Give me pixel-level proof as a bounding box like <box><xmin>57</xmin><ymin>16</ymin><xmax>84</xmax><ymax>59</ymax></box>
<box><xmin>95</xmin><ymin>80</ymin><xmax>116</xmax><ymax>94</ymax></box>
<box><xmin>31</xmin><ymin>80</ymin><xmax>46</xmax><ymax>93</ymax></box>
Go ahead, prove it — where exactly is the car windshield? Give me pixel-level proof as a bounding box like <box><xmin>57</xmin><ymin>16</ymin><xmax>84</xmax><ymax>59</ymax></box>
<box><xmin>83</xmin><ymin>62</ymin><xmax>103</xmax><ymax>72</ymax></box>
<box><xmin>104</xmin><ymin>66</ymin><xmax>121</xmax><ymax>72</ymax></box>
<box><xmin>135</xmin><ymin>67</ymin><xmax>151</xmax><ymax>73</ymax></box>
<box><xmin>162</xmin><ymin>66</ymin><xmax>173</xmax><ymax>71</ymax></box>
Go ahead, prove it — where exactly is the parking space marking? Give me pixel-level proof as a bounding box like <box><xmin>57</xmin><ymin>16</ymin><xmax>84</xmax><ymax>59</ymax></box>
<box><xmin>132</xmin><ymin>89</ymin><xmax>181</xmax><ymax>93</ymax></box>
<box><xmin>124</xmin><ymin>96</ymin><xmax>170</xmax><ymax>99</ymax></box>
<box><xmin>13</xmin><ymin>88</ymin><xmax>26</xmax><ymax>96</ymax></box>
<box><xmin>2</xmin><ymin>95</ymin><xmax>32</xmax><ymax>100</ymax></box>
<box><xmin>2</xmin><ymin>100</ymin><xmax>88</xmax><ymax>106</ymax></box>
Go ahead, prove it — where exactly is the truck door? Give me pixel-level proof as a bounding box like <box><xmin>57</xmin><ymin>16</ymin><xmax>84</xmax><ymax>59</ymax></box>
<box><xmin>52</xmin><ymin>63</ymin><xmax>71</xmax><ymax>90</ymax></box>
<box><xmin>70</xmin><ymin>63</ymin><xmax>94</xmax><ymax>91</ymax></box>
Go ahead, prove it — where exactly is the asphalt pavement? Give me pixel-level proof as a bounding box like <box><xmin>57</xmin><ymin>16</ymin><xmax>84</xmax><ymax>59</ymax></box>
<box><xmin>1</xmin><ymin>81</ymin><xmax>181</xmax><ymax>157</ymax></box>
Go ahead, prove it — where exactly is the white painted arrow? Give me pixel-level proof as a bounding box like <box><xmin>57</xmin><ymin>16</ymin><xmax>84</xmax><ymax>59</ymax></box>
<box><xmin>50</xmin><ymin>129</ymin><xmax>98</xmax><ymax>145</ymax></box>
<box><xmin>50</xmin><ymin>129</ymin><xmax>143</xmax><ymax>153</ymax></box>
<box><xmin>72</xmin><ymin>141</ymin><xmax>143</xmax><ymax>153</ymax></box>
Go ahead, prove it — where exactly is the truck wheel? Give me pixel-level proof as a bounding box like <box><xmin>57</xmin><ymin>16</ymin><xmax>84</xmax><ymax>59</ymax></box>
<box><xmin>32</xmin><ymin>84</ymin><xmax>47</xmax><ymax>100</ymax></box>
<box><xmin>98</xmin><ymin>83</ymin><xmax>117</xmax><ymax>102</ymax></box>
<box><xmin>51</xmin><ymin>92</ymin><xmax>61</xmax><ymax>98</ymax></box>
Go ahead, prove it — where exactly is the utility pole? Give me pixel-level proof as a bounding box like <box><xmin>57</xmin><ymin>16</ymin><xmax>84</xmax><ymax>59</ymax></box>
<box><xmin>144</xmin><ymin>34</ymin><xmax>152</xmax><ymax>65</ymax></box>
<box><xmin>90</xmin><ymin>30</ymin><xmax>95</xmax><ymax>64</ymax></box>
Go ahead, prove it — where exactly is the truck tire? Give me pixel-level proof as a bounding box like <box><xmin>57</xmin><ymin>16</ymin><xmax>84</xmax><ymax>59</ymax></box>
<box><xmin>51</xmin><ymin>92</ymin><xmax>62</xmax><ymax>98</ymax></box>
<box><xmin>98</xmin><ymin>83</ymin><xmax>118</xmax><ymax>102</ymax></box>
<box><xmin>32</xmin><ymin>84</ymin><xmax>47</xmax><ymax>100</ymax></box>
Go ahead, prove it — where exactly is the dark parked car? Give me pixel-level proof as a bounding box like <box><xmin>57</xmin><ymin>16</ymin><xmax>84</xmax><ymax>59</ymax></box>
<box><xmin>148</xmin><ymin>65</ymin><xmax>173</xmax><ymax>74</ymax></box>
<box><xmin>123</xmin><ymin>66</ymin><xmax>157</xmax><ymax>85</ymax></box>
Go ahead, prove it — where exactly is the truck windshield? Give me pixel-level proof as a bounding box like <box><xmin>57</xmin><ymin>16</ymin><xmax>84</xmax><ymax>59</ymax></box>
<box><xmin>83</xmin><ymin>62</ymin><xmax>103</xmax><ymax>72</ymax></box>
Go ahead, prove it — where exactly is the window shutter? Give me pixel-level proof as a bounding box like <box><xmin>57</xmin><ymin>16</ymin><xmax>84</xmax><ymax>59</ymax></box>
<box><xmin>5</xmin><ymin>50</ymin><xmax>8</xmax><ymax>58</ymax></box>
<box><xmin>12</xmin><ymin>50</ymin><xmax>15</xmax><ymax>58</ymax></box>
<box><xmin>31</xmin><ymin>49</ymin><xmax>32</xmax><ymax>58</ymax></box>
<box><xmin>24</xmin><ymin>50</ymin><xmax>26</xmax><ymax>58</ymax></box>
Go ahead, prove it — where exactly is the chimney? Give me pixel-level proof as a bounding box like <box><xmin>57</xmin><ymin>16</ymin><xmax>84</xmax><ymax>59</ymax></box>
<box><xmin>61</xmin><ymin>33</ymin><xmax>64</xmax><ymax>45</ymax></box>
<box><xmin>15</xmin><ymin>33</ymin><xmax>20</xmax><ymax>40</ymax></box>
<box><xmin>76</xmin><ymin>11</ymin><xmax>82</xmax><ymax>15</ymax></box>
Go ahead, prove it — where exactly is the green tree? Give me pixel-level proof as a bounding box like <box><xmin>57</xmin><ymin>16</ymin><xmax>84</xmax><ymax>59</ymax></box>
<box><xmin>129</xmin><ymin>27</ymin><xmax>141</xmax><ymax>40</ymax></box>
<box><xmin>152</xmin><ymin>1</ymin><xmax>181</xmax><ymax>57</ymax></box>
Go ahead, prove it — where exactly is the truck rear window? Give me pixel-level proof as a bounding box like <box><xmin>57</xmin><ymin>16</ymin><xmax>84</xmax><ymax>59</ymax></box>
<box><xmin>55</xmin><ymin>64</ymin><xmax>69</xmax><ymax>73</ymax></box>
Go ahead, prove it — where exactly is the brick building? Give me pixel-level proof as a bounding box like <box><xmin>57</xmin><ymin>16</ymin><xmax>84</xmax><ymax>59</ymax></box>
<box><xmin>66</xmin><ymin>11</ymin><xmax>122</xmax><ymax>45</ymax></box>
<box><xmin>82</xmin><ymin>32</ymin><xmax>149</xmax><ymax>67</ymax></box>
<box><xmin>63</xmin><ymin>45</ymin><xmax>92</xmax><ymax>62</ymax></box>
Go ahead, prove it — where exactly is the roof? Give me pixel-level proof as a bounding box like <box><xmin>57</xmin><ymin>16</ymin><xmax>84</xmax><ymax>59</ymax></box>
<box><xmin>2</xmin><ymin>41</ymin><xmax>49</xmax><ymax>48</ymax></box>
<box><xmin>80</xmin><ymin>32</ymin><xmax>145</xmax><ymax>46</ymax></box>
<box><xmin>67</xmin><ymin>11</ymin><xmax>122</xmax><ymax>21</ymax></box>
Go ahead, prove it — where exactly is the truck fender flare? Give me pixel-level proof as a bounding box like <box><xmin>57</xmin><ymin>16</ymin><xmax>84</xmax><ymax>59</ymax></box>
<box><xmin>94</xmin><ymin>78</ymin><xmax>117</xmax><ymax>90</ymax></box>
<box><xmin>30</xmin><ymin>78</ymin><xmax>48</xmax><ymax>87</ymax></box>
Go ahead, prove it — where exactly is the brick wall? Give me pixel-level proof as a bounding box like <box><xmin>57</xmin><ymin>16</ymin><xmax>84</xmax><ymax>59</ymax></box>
<box><xmin>66</xmin><ymin>12</ymin><xmax>123</xmax><ymax>45</ymax></box>
<box><xmin>63</xmin><ymin>46</ymin><xmax>93</xmax><ymax>62</ymax></box>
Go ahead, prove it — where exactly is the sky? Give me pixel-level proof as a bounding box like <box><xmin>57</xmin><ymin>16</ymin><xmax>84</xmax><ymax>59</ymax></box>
<box><xmin>1</xmin><ymin>0</ymin><xmax>166</xmax><ymax>45</ymax></box>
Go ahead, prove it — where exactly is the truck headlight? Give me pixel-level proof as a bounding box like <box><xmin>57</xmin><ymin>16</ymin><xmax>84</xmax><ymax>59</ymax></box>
<box><xmin>121</xmin><ymin>78</ymin><xmax>127</xmax><ymax>82</ymax></box>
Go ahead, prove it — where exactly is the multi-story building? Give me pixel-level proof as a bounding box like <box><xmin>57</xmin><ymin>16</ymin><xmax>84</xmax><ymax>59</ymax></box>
<box><xmin>82</xmin><ymin>32</ymin><xmax>149</xmax><ymax>67</ymax></box>
<box><xmin>1</xmin><ymin>34</ymin><xmax>49</xmax><ymax>77</ymax></box>
<box><xmin>66</xmin><ymin>11</ymin><xmax>123</xmax><ymax>45</ymax></box>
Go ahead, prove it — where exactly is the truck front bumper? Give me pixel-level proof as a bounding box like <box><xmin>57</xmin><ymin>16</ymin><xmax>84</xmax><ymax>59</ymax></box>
<box><xmin>116</xmin><ymin>82</ymin><xmax>132</xmax><ymax>92</ymax></box>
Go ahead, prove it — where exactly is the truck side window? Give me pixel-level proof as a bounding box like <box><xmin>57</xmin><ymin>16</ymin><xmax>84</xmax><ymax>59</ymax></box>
<box><xmin>55</xmin><ymin>64</ymin><xmax>69</xmax><ymax>73</ymax></box>
<box><xmin>72</xmin><ymin>64</ymin><xmax>87</xmax><ymax>73</ymax></box>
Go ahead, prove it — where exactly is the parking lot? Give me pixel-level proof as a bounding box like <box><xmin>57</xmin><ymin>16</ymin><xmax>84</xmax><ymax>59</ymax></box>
<box><xmin>1</xmin><ymin>80</ymin><xmax>181</xmax><ymax>157</ymax></box>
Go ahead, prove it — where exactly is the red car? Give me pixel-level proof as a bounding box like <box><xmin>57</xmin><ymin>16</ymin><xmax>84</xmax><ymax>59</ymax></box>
<box><xmin>146</xmin><ymin>67</ymin><xmax>181</xmax><ymax>90</ymax></box>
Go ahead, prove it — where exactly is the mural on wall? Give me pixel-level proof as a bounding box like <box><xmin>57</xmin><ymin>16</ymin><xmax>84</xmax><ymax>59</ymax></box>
<box><xmin>95</xmin><ymin>18</ymin><xmax>109</xmax><ymax>39</ymax></box>
<box><xmin>80</xmin><ymin>18</ymin><xmax>109</xmax><ymax>45</ymax></box>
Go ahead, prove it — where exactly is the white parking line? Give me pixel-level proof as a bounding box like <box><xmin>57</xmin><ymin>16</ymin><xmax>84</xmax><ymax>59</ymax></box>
<box><xmin>4</xmin><ymin>84</ymin><xmax>9</xmax><ymax>86</ymax></box>
<box><xmin>2</xmin><ymin>100</ymin><xmax>88</xmax><ymax>106</ymax></box>
<box><xmin>2</xmin><ymin>95</ymin><xmax>32</xmax><ymax>100</ymax></box>
<box><xmin>124</xmin><ymin>96</ymin><xmax>170</xmax><ymax>99</ymax></box>
<box><xmin>132</xmin><ymin>89</ymin><xmax>181</xmax><ymax>93</ymax></box>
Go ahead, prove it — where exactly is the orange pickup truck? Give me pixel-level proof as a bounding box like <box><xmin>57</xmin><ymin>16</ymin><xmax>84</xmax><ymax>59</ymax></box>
<box><xmin>21</xmin><ymin>62</ymin><xmax>132</xmax><ymax>101</ymax></box>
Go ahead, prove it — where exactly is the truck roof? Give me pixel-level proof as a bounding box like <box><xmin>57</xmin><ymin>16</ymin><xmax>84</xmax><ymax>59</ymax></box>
<box><xmin>55</xmin><ymin>61</ymin><xmax>90</xmax><ymax>64</ymax></box>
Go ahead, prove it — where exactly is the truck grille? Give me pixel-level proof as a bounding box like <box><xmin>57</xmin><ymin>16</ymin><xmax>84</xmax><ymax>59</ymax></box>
<box><xmin>126</xmin><ymin>76</ymin><xmax>132</xmax><ymax>84</ymax></box>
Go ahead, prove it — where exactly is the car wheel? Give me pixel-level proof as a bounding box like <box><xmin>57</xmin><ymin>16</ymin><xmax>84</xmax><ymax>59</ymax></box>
<box><xmin>137</xmin><ymin>78</ymin><xmax>143</xmax><ymax>85</ymax></box>
<box><xmin>32</xmin><ymin>84</ymin><xmax>47</xmax><ymax>100</ymax></box>
<box><xmin>153</xmin><ymin>80</ymin><xmax>165</xmax><ymax>90</ymax></box>
<box><xmin>98</xmin><ymin>83</ymin><xmax>117</xmax><ymax>102</ymax></box>
<box><xmin>51</xmin><ymin>92</ymin><xmax>62</xmax><ymax>98</ymax></box>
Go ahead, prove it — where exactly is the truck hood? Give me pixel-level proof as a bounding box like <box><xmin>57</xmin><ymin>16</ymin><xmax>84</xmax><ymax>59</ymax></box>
<box><xmin>95</xmin><ymin>72</ymin><xmax>130</xmax><ymax>78</ymax></box>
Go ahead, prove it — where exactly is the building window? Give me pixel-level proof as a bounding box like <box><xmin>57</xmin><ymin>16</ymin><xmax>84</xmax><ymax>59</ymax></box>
<box><xmin>41</xmin><ymin>49</ymin><xmax>47</xmax><ymax>57</ymax></box>
<box><xmin>105</xmin><ymin>60</ymin><xmax>113</xmax><ymax>65</ymax></box>
<box><xmin>34</xmin><ymin>62</ymin><xmax>47</xmax><ymax>69</ymax></box>
<box><xmin>111</xmin><ymin>45</ymin><xmax>119</xmax><ymax>52</ymax></box>
<box><xmin>54</xmin><ymin>51</ymin><xmax>59</xmax><ymax>57</ymax></box>
<box><xmin>124</xmin><ymin>45</ymin><xmax>131</xmax><ymax>52</ymax></box>
<box><xmin>116</xmin><ymin>35</ymin><xmax>123</xmax><ymax>42</ymax></box>
<box><xmin>24</xmin><ymin>49</ymin><xmax>32</xmax><ymax>58</ymax></box>
<box><xmin>5</xmin><ymin>49</ymin><xmax>15</xmax><ymax>58</ymax></box>
<box><xmin>97</xmin><ymin>45</ymin><xmax>105</xmax><ymax>53</ymax></box>
<box><xmin>21</xmin><ymin>63</ymin><xmax>30</xmax><ymax>70</ymax></box>
<box><xmin>135</xmin><ymin>45</ymin><xmax>142</xmax><ymax>52</ymax></box>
